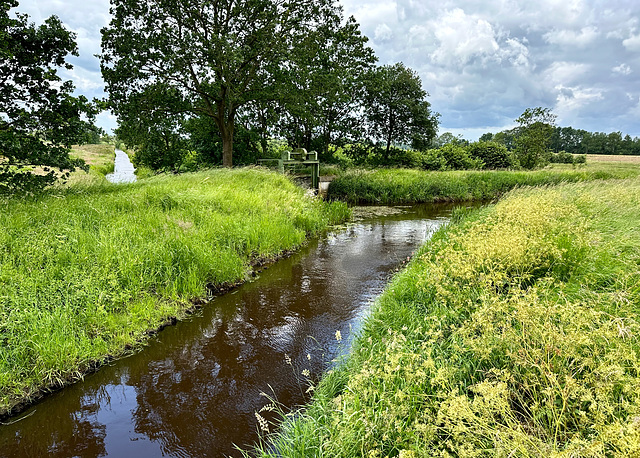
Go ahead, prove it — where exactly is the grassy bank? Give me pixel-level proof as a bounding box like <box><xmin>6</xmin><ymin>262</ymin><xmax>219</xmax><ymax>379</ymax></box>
<box><xmin>255</xmin><ymin>177</ymin><xmax>640</xmax><ymax>456</ymax></box>
<box><xmin>327</xmin><ymin>163</ymin><xmax>640</xmax><ymax>204</ymax></box>
<box><xmin>70</xmin><ymin>143</ymin><xmax>115</xmax><ymax>176</ymax></box>
<box><xmin>0</xmin><ymin>168</ymin><xmax>349</xmax><ymax>417</ymax></box>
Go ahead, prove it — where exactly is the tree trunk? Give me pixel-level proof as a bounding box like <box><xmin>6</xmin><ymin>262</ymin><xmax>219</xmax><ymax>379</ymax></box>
<box><xmin>222</xmin><ymin>125</ymin><xmax>234</xmax><ymax>168</ymax></box>
<box><xmin>214</xmin><ymin>94</ymin><xmax>235</xmax><ymax>168</ymax></box>
<box><xmin>386</xmin><ymin>109</ymin><xmax>394</xmax><ymax>156</ymax></box>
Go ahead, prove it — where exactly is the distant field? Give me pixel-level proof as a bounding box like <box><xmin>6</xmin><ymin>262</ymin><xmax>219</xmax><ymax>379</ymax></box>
<box><xmin>70</xmin><ymin>143</ymin><xmax>115</xmax><ymax>168</ymax></box>
<box><xmin>64</xmin><ymin>143</ymin><xmax>116</xmax><ymax>184</ymax></box>
<box><xmin>586</xmin><ymin>154</ymin><xmax>640</xmax><ymax>163</ymax></box>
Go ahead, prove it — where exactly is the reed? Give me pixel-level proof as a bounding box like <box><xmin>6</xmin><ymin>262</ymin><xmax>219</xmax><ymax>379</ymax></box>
<box><xmin>327</xmin><ymin>163</ymin><xmax>640</xmax><ymax>204</ymax></box>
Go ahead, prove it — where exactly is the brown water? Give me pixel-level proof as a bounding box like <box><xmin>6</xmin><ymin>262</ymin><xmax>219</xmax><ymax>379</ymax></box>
<box><xmin>0</xmin><ymin>204</ymin><xmax>455</xmax><ymax>458</ymax></box>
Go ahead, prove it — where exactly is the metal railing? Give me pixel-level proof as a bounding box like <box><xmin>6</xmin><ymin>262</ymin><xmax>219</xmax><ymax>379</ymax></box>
<box><xmin>257</xmin><ymin>147</ymin><xmax>319</xmax><ymax>190</ymax></box>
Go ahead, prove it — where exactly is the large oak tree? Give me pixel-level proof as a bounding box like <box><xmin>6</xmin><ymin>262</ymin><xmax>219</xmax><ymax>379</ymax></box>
<box><xmin>101</xmin><ymin>0</ymin><xmax>346</xmax><ymax>167</ymax></box>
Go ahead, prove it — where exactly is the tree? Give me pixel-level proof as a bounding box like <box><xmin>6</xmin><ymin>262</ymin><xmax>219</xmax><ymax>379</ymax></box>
<box><xmin>479</xmin><ymin>132</ymin><xmax>494</xmax><ymax>142</ymax></box>
<box><xmin>114</xmin><ymin>82</ymin><xmax>192</xmax><ymax>171</ymax></box>
<box><xmin>277</xmin><ymin>14</ymin><xmax>376</xmax><ymax>157</ymax></box>
<box><xmin>433</xmin><ymin>132</ymin><xmax>468</xmax><ymax>148</ymax></box>
<box><xmin>363</xmin><ymin>63</ymin><xmax>438</xmax><ymax>155</ymax></box>
<box><xmin>514</xmin><ymin>107</ymin><xmax>556</xmax><ymax>169</ymax></box>
<box><xmin>0</xmin><ymin>0</ymin><xmax>95</xmax><ymax>193</ymax></box>
<box><xmin>101</xmin><ymin>0</ymin><xmax>345</xmax><ymax>168</ymax></box>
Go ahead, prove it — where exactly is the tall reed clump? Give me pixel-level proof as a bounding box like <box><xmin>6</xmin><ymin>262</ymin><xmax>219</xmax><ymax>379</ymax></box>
<box><xmin>254</xmin><ymin>177</ymin><xmax>640</xmax><ymax>457</ymax></box>
<box><xmin>327</xmin><ymin>163</ymin><xmax>640</xmax><ymax>204</ymax></box>
<box><xmin>0</xmin><ymin>168</ymin><xmax>349</xmax><ymax>416</ymax></box>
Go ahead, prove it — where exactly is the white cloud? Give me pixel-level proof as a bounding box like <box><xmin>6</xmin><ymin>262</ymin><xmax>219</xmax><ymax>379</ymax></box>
<box><xmin>544</xmin><ymin>62</ymin><xmax>591</xmax><ymax>86</ymax></box>
<box><xmin>554</xmin><ymin>85</ymin><xmax>604</xmax><ymax>119</ymax></box>
<box><xmin>543</xmin><ymin>26</ymin><xmax>599</xmax><ymax>47</ymax></box>
<box><xmin>374</xmin><ymin>23</ymin><xmax>393</xmax><ymax>42</ymax></box>
<box><xmin>502</xmin><ymin>38</ymin><xmax>530</xmax><ymax>69</ymax></box>
<box><xmin>430</xmin><ymin>9</ymin><xmax>499</xmax><ymax>67</ymax></box>
<box><xmin>613</xmin><ymin>63</ymin><xmax>632</xmax><ymax>75</ymax></box>
<box><xmin>623</xmin><ymin>34</ymin><xmax>640</xmax><ymax>51</ymax></box>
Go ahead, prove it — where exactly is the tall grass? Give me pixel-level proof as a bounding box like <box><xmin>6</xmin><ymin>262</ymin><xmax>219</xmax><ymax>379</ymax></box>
<box><xmin>69</xmin><ymin>143</ymin><xmax>115</xmax><ymax>176</ymax></box>
<box><xmin>0</xmin><ymin>168</ymin><xmax>349</xmax><ymax>416</ymax></box>
<box><xmin>328</xmin><ymin>163</ymin><xmax>640</xmax><ymax>204</ymax></box>
<box><xmin>253</xmin><ymin>177</ymin><xmax>640</xmax><ymax>456</ymax></box>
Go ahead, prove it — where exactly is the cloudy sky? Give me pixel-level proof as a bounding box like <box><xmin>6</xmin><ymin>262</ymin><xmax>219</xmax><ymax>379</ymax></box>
<box><xmin>13</xmin><ymin>0</ymin><xmax>640</xmax><ymax>139</ymax></box>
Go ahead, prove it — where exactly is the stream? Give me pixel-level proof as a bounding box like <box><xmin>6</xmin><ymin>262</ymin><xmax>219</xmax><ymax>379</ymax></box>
<box><xmin>106</xmin><ymin>149</ymin><xmax>137</xmax><ymax>184</ymax></box>
<box><xmin>0</xmin><ymin>204</ymin><xmax>458</xmax><ymax>458</ymax></box>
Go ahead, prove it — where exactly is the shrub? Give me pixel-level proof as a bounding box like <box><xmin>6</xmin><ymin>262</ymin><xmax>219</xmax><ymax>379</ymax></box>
<box><xmin>328</xmin><ymin>146</ymin><xmax>355</xmax><ymax>170</ymax></box>
<box><xmin>438</xmin><ymin>144</ymin><xmax>484</xmax><ymax>170</ymax></box>
<box><xmin>549</xmin><ymin>151</ymin><xmax>576</xmax><ymax>164</ymax></box>
<box><xmin>468</xmin><ymin>141</ymin><xmax>518</xmax><ymax>169</ymax></box>
<box><xmin>419</xmin><ymin>149</ymin><xmax>448</xmax><ymax>171</ymax></box>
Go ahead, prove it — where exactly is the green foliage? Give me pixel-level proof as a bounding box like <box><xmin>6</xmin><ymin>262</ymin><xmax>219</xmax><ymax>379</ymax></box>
<box><xmin>548</xmin><ymin>151</ymin><xmax>587</xmax><ymax>165</ymax></box>
<box><xmin>327</xmin><ymin>164</ymin><xmax>640</xmax><ymax>204</ymax></box>
<box><xmin>0</xmin><ymin>1</ymin><xmax>96</xmax><ymax>194</ymax></box>
<box><xmin>433</xmin><ymin>131</ymin><xmax>469</xmax><ymax>147</ymax></box>
<box><xmin>436</xmin><ymin>143</ymin><xmax>484</xmax><ymax>170</ymax></box>
<box><xmin>364</xmin><ymin>63</ymin><xmax>438</xmax><ymax>155</ymax></box>
<box><xmin>101</xmin><ymin>0</ymin><xmax>369</xmax><ymax>168</ymax></box>
<box><xmin>515</xmin><ymin>107</ymin><xmax>557</xmax><ymax>169</ymax></box>
<box><xmin>419</xmin><ymin>148</ymin><xmax>448</xmax><ymax>171</ymax></box>
<box><xmin>468</xmin><ymin>141</ymin><xmax>518</xmax><ymax>169</ymax></box>
<box><xmin>574</xmin><ymin>154</ymin><xmax>587</xmax><ymax>164</ymax></box>
<box><xmin>0</xmin><ymin>168</ymin><xmax>350</xmax><ymax>415</ymax></box>
<box><xmin>253</xmin><ymin>178</ymin><xmax>640</xmax><ymax>457</ymax></box>
<box><xmin>115</xmin><ymin>83</ymin><xmax>191</xmax><ymax>171</ymax></box>
<box><xmin>275</xmin><ymin>14</ymin><xmax>376</xmax><ymax>155</ymax></box>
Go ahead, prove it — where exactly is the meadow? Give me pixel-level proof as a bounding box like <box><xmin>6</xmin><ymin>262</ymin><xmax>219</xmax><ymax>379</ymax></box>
<box><xmin>69</xmin><ymin>143</ymin><xmax>115</xmax><ymax>176</ymax></box>
<box><xmin>327</xmin><ymin>162</ymin><xmax>640</xmax><ymax>204</ymax></box>
<box><xmin>0</xmin><ymin>168</ymin><xmax>349</xmax><ymax>417</ymax></box>
<box><xmin>253</xmin><ymin>176</ymin><xmax>640</xmax><ymax>456</ymax></box>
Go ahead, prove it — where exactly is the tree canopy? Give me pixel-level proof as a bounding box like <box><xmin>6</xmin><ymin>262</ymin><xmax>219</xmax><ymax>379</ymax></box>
<box><xmin>101</xmin><ymin>0</ymin><xmax>366</xmax><ymax>168</ymax></box>
<box><xmin>514</xmin><ymin>107</ymin><xmax>556</xmax><ymax>169</ymax></box>
<box><xmin>364</xmin><ymin>63</ymin><xmax>438</xmax><ymax>156</ymax></box>
<box><xmin>0</xmin><ymin>0</ymin><xmax>95</xmax><ymax>193</ymax></box>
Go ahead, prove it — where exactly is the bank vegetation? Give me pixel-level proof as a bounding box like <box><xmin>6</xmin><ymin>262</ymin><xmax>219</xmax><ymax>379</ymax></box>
<box><xmin>0</xmin><ymin>168</ymin><xmax>349</xmax><ymax>417</ymax></box>
<box><xmin>254</xmin><ymin>177</ymin><xmax>640</xmax><ymax>457</ymax></box>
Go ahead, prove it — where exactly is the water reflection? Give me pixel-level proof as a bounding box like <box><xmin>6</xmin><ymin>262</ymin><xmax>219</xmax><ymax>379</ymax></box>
<box><xmin>0</xmin><ymin>205</ymin><xmax>456</xmax><ymax>458</ymax></box>
<box><xmin>106</xmin><ymin>149</ymin><xmax>137</xmax><ymax>184</ymax></box>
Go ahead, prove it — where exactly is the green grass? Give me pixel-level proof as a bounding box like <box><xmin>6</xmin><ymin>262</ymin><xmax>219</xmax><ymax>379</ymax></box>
<box><xmin>0</xmin><ymin>168</ymin><xmax>349</xmax><ymax>416</ymax></box>
<box><xmin>327</xmin><ymin>163</ymin><xmax>640</xmax><ymax>204</ymax></box>
<box><xmin>70</xmin><ymin>143</ymin><xmax>116</xmax><ymax>176</ymax></box>
<box><xmin>252</xmin><ymin>177</ymin><xmax>640</xmax><ymax>457</ymax></box>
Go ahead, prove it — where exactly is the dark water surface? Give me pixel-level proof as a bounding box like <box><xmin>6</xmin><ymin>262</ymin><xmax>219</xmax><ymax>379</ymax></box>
<box><xmin>0</xmin><ymin>205</ymin><xmax>456</xmax><ymax>458</ymax></box>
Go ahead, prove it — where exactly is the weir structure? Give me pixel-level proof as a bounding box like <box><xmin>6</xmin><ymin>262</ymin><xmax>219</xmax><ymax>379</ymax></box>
<box><xmin>258</xmin><ymin>147</ymin><xmax>320</xmax><ymax>190</ymax></box>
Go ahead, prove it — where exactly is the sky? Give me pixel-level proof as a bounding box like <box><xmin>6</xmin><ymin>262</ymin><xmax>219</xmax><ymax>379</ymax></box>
<box><xmin>13</xmin><ymin>0</ymin><xmax>640</xmax><ymax>140</ymax></box>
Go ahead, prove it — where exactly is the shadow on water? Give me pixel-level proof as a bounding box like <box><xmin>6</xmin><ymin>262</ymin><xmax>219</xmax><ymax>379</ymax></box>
<box><xmin>0</xmin><ymin>203</ymin><xmax>474</xmax><ymax>458</ymax></box>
